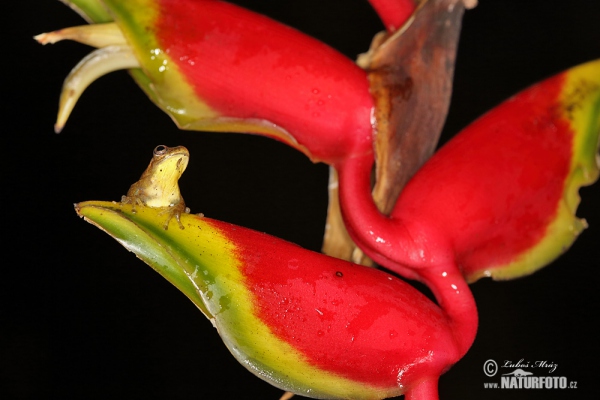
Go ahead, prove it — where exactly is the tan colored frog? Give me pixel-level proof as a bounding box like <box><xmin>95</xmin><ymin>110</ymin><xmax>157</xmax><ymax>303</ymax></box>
<box><xmin>122</xmin><ymin>145</ymin><xmax>190</xmax><ymax>229</ymax></box>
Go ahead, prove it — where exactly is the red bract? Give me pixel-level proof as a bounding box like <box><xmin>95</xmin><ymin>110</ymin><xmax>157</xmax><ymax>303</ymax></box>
<box><xmin>152</xmin><ymin>0</ymin><xmax>374</xmax><ymax>163</ymax></box>
<box><xmin>38</xmin><ymin>0</ymin><xmax>376</xmax><ymax>163</ymax></box>
<box><xmin>339</xmin><ymin>60</ymin><xmax>600</xmax><ymax>282</ymax></box>
<box><xmin>76</xmin><ymin>194</ymin><xmax>476</xmax><ymax>400</ymax></box>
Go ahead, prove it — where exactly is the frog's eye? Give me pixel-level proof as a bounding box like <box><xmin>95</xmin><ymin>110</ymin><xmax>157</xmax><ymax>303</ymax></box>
<box><xmin>153</xmin><ymin>145</ymin><xmax>168</xmax><ymax>156</ymax></box>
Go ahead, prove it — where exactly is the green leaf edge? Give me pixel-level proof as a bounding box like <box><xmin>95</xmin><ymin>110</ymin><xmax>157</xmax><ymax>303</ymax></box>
<box><xmin>75</xmin><ymin>201</ymin><xmax>213</xmax><ymax>318</ymax></box>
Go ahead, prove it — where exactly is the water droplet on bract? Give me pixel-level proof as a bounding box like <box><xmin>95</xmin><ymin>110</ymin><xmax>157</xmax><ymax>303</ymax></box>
<box><xmin>288</xmin><ymin>259</ymin><xmax>299</xmax><ymax>270</ymax></box>
<box><xmin>219</xmin><ymin>296</ymin><xmax>231</xmax><ymax>311</ymax></box>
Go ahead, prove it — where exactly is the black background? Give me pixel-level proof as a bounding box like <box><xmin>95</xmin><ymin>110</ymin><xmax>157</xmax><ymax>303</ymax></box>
<box><xmin>3</xmin><ymin>1</ymin><xmax>599</xmax><ymax>399</ymax></box>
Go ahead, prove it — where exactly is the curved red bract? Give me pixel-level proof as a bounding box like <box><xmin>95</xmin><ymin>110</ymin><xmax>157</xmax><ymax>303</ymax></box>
<box><xmin>394</xmin><ymin>73</ymin><xmax>570</xmax><ymax>273</ymax></box>
<box><xmin>219</xmin><ymin>219</ymin><xmax>461</xmax><ymax>389</ymax></box>
<box><xmin>156</xmin><ymin>0</ymin><xmax>374</xmax><ymax>163</ymax></box>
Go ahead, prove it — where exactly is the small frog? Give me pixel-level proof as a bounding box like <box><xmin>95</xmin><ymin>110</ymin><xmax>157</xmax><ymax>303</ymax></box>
<box><xmin>122</xmin><ymin>145</ymin><xmax>190</xmax><ymax>229</ymax></box>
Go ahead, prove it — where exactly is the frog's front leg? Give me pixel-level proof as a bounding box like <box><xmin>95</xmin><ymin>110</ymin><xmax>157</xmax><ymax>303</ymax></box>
<box><xmin>121</xmin><ymin>191</ymin><xmax>143</xmax><ymax>214</ymax></box>
<box><xmin>156</xmin><ymin>203</ymin><xmax>189</xmax><ymax>230</ymax></box>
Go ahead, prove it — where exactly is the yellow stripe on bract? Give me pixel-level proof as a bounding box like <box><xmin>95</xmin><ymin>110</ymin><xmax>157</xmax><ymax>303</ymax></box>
<box><xmin>102</xmin><ymin>0</ymin><xmax>220</xmax><ymax>125</ymax></box>
<box><xmin>563</xmin><ymin>59</ymin><xmax>600</xmax><ymax>209</ymax></box>
<box><xmin>469</xmin><ymin>59</ymin><xmax>600</xmax><ymax>282</ymax></box>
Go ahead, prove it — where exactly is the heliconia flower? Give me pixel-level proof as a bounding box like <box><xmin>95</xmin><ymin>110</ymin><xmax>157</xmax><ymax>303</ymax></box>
<box><xmin>337</xmin><ymin>59</ymin><xmax>600</xmax><ymax>282</ymax></box>
<box><xmin>41</xmin><ymin>2</ymin><xmax>598</xmax><ymax>283</ymax></box>
<box><xmin>37</xmin><ymin>0</ymin><xmax>475</xmax><ymax>266</ymax></box>
<box><xmin>76</xmin><ymin>198</ymin><xmax>476</xmax><ymax>400</ymax></box>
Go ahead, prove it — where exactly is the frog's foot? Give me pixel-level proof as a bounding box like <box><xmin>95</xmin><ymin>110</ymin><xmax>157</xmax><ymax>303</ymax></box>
<box><xmin>158</xmin><ymin>205</ymin><xmax>189</xmax><ymax>230</ymax></box>
<box><xmin>121</xmin><ymin>195</ymin><xmax>144</xmax><ymax>214</ymax></box>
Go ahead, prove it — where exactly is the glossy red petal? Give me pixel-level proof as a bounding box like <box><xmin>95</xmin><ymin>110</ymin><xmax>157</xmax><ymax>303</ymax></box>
<box><xmin>393</xmin><ymin>59</ymin><xmax>600</xmax><ymax>281</ymax></box>
<box><xmin>154</xmin><ymin>0</ymin><xmax>373</xmax><ymax>162</ymax></box>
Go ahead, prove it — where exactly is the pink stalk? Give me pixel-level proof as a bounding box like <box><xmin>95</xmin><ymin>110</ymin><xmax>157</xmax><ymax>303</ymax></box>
<box><xmin>338</xmin><ymin>152</ymin><xmax>478</xmax><ymax>356</ymax></box>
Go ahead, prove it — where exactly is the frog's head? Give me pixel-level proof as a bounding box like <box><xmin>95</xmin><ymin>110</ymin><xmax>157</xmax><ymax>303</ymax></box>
<box><xmin>142</xmin><ymin>145</ymin><xmax>189</xmax><ymax>208</ymax></box>
<box><xmin>151</xmin><ymin>145</ymin><xmax>189</xmax><ymax>174</ymax></box>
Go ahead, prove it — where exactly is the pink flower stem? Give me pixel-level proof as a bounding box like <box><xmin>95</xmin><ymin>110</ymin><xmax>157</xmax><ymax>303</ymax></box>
<box><xmin>337</xmin><ymin>154</ymin><xmax>477</xmax><ymax>355</ymax></box>
<box><xmin>404</xmin><ymin>378</ymin><xmax>440</xmax><ymax>400</ymax></box>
